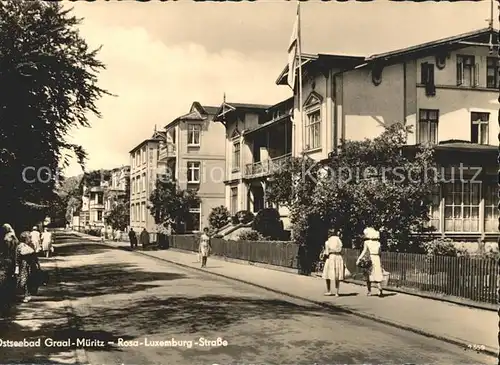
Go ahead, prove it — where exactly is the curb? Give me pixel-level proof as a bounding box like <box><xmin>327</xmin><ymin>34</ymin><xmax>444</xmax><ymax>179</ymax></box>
<box><xmin>69</xmin><ymin>233</ymin><xmax>497</xmax><ymax>358</ymax></box>
<box><xmin>102</xmin><ymin>242</ymin><xmax>496</xmax><ymax>358</ymax></box>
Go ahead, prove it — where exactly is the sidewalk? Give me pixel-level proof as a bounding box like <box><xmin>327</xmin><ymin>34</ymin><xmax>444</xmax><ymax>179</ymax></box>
<box><xmin>74</xmin><ymin>232</ymin><xmax>497</xmax><ymax>357</ymax></box>
<box><xmin>0</xmin><ymin>255</ymin><xmax>85</xmax><ymax>364</ymax></box>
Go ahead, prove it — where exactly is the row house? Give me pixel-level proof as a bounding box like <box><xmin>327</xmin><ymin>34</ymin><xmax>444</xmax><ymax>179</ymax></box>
<box><xmin>155</xmin><ymin>102</ymin><xmax>226</xmax><ymax>232</ymax></box>
<box><xmin>213</xmin><ymin>99</ymin><xmax>293</xmax><ymax>227</ymax></box>
<box><xmin>275</xmin><ymin>27</ymin><xmax>498</xmax><ymax>242</ymax></box>
<box><xmin>129</xmin><ymin>137</ymin><xmax>162</xmax><ymax>232</ymax></box>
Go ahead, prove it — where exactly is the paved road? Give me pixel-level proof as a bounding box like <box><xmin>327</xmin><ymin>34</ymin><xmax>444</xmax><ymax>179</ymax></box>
<box><xmin>0</xmin><ymin>233</ymin><xmax>494</xmax><ymax>364</ymax></box>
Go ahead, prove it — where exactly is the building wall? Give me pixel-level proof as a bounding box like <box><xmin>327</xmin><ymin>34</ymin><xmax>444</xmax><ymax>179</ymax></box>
<box><xmin>129</xmin><ymin>141</ymin><xmax>160</xmax><ymax>232</ymax></box>
<box><xmin>292</xmin><ymin>70</ymin><xmax>334</xmax><ymax>160</ymax></box>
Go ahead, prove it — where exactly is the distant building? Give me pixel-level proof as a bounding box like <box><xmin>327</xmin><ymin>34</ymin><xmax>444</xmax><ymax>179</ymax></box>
<box><xmin>104</xmin><ymin>165</ymin><xmax>130</xmax><ymax>212</ymax></box>
<box><xmin>155</xmin><ymin>101</ymin><xmax>226</xmax><ymax>232</ymax></box>
<box><xmin>129</xmin><ymin>136</ymin><xmax>161</xmax><ymax>232</ymax></box>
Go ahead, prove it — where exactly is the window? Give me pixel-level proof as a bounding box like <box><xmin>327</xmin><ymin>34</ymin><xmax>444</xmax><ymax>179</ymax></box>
<box><xmin>232</xmin><ymin>142</ymin><xmax>241</xmax><ymax>171</ymax></box>
<box><xmin>486</xmin><ymin>57</ymin><xmax>499</xmax><ymax>89</ymax></box>
<box><xmin>131</xmin><ymin>204</ymin><xmax>135</xmax><ymax>222</ymax></box>
<box><xmin>420</xmin><ymin>63</ymin><xmax>435</xmax><ymax>96</ymax></box>
<box><xmin>230</xmin><ymin>187</ymin><xmax>238</xmax><ymax>215</ymax></box>
<box><xmin>142</xmin><ymin>173</ymin><xmax>147</xmax><ymax>192</ymax></box>
<box><xmin>457</xmin><ymin>55</ymin><xmax>477</xmax><ymax>87</ymax></box>
<box><xmin>484</xmin><ymin>183</ymin><xmax>499</xmax><ymax>232</ymax></box>
<box><xmin>428</xmin><ymin>185</ymin><xmax>441</xmax><ymax>231</ymax></box>
<box><xmin>418</xmin><ymin>109</ymin><xmax>439</xmax><ymax>144</ymax></box>
<box><xmin>187</xmin><ymin>124</ymin><xmax>201</xmax><ymax>146</ymax></box>
<box><xmin>305</xmin><ymin>109</ymin><xmax>321</xmax><ymax>150</ymax></box>
<box><xmin>185</xmin><ymin>202</ymin><xmax>201</xmax><ymax>232</ymax></box>
<box><xmin>187</xmin><ymin>162</ymin><xmax>200</xmax><ymax>183</ymax></box>
<box><xmin>141</xmin><ymin>202</ymin><xmax>146</xmax><ymax>222</ymax></box>
<box><xmin>97</xmin><ymin>193</ymin><xmax>103</xmax><ymax>205</ymax></box>
<box><xmin>471</xmin><ymin>112</ymin><xmax>489</xmax><ymax>145</ymax></box>
<box><xmin>135</xmin><ymin>205</ymin><xmax>139</xmax><ymax>223</ymax></box>
<box><xmin>443</xmin><ymin>182</ymin><xmax>480</xmax><ymax>232</ymax></box>
<box><xmin>97</xmin><ymin>211</ymin><xmax>103</xmax><ymax>221</ymax></box>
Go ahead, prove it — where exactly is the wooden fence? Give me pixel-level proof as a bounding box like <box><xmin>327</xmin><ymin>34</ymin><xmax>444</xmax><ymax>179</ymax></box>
<box><xmin>168</xmin><ymin>235</ymin><xmax>498</xmax><ymax>305</ymax></box>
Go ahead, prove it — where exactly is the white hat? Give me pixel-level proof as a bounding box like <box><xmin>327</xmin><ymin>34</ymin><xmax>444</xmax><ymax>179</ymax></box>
<box><xmin>363</xmin><ymin>227</ymin><xmax>380</xmax><ymax>240</ymax></box>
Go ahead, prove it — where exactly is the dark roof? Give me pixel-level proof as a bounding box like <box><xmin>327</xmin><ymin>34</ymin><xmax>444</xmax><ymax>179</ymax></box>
<box><xmin>226</xmin><ymin>102</ymin><xmax>271</xmax><ymax>110</ymax></box>
<box><xmin>213</xmin><ymin>102</ymin><xmax>271</xmax><ymax>123</ymax></box>
<box><xmin>367</xmin><ymin>28</ymin><xmax>496</xmax><ymax>62</ymax></box>
<box><xmin>266</xmin><ymin>97</ymin><xmax>294</xmax><ymax>112</ymax></box>
<box><xmin>277</xmin><ymin>28</ymin><xmax>497</xmax><ymax>85</ymax></box>
<box><xmin>201</xmin><ymin>106</ymin><xmax>219</xmax><ymax>115</ymax></box>
<box><xmin>129</xmin><ymin>138</ymin><xmax>160</xmax><ymax>153</ymax></box>
<box><xmin>434</xmin><ymin>142</ymin><xmax>497</xmax><ymax>152</ymax></box>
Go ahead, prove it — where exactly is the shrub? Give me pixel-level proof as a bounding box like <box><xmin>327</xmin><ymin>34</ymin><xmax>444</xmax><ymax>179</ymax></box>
<box><xmin>208</xmin><ymin>206</ymin><xmax>231</xmax><ymax>230</ymax></box>
<box><xmin>231</xmin><ymin>210</ymin><xmax>254</xmax><ymax>225</ymax></box>
<box><xmin>252</xmin><ymin>208</ymin><xmax>284</xmax><ymax>240</ymax></box>
<box><xmin>237</xmin><ymin>229</ymin><xmax>263</xmax><ymax>241</ymax></box>
<box><xmin>421</xmin><ymin>238</ymin><xmax>468</xmax><ymax>257</ymax></box>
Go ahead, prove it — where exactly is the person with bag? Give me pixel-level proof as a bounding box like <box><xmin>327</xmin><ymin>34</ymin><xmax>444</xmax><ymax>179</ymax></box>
<box><xmin>40</xmin><ymin>227</ymin><xmax>53</xmax><ymax>258</ymax></box>
<box><xmin>321</xmin><ymin>229</ymin><xmax>348</xmax><ymax>297</ymax></box>
<box><xmin>356</xmin><ymin>227</ymin><xmax>384</xmax><ymax>297</ymax></box>
<box><xmin>16</xmin><ymin>231</ymin><xmax>40</xmax><ymax>303</ymax></box>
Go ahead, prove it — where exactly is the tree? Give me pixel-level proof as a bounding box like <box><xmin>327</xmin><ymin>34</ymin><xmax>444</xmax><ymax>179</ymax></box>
<box><xmin>105</xmin><ymin>201</ymin><xmax>129</xmax><ymax>231</ymax></box>
<box><xmin>208</xmin><ymin>206</ymin><xmax>230</xmax><ymax>230</ymax></box>
<box><xmin>0</xmin><ymin>1</ymin><xmax>109</xmax><ymax>230</ymax></box>
<box><xmin>267</xmin><ymin>123</ymin><xmax>438</xmax><ymax>253</ymax></box>
<box><xmin>149</xmin><ymin>178</ymin><xmax>200</xmax><ymax>232</ymax></box>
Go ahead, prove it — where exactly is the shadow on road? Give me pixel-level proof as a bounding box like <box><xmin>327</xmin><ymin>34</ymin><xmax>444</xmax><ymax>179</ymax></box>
<box><xmin>51</xmin><ymin>243</ymin><xmax>109</xmax><ymax>257</ymax></box>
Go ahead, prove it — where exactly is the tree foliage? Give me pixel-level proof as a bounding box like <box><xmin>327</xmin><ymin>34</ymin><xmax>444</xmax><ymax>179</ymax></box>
<box><xmin>105</xmin><ymin>201</ymin><xmax>129</xmax><ymax>231</ymax></box>
<box><xmin>149</xmin><ymin>178</ymin><xmax>200</xmax><ymax>231</ymax></box>
<box><xmin>0</xmin><ymin>1</ymin><xmax>109</xmax><ymax>230</ymax></box>
<box><xmin>267</xmin><ymin>123</ymin><xmax>438</xmax><ymax>252</ymax></box>
<box><xmin>208</xmin><ymin>205</ymin><xmax>230</xmax><ymax>230</ymax></box>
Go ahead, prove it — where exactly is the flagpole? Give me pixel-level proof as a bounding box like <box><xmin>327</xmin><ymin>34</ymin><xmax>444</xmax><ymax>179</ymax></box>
<box><xmin>297</xmin><ymin>2</ymin><xmax>303</xmax><ymax>156</ymax></box>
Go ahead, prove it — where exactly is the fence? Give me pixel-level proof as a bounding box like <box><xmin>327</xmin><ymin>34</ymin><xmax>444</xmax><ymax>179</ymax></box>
<box><xmin>168</xmin><ymin>235</ymin><xmax>498</xmax><ymax>305</ymax></box>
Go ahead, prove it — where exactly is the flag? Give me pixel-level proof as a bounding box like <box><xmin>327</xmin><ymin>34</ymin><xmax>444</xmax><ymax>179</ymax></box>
<box><xmin>287</xmin><ymin>4</ymin><xmax>299</xmax><ymax>89</ymax></box>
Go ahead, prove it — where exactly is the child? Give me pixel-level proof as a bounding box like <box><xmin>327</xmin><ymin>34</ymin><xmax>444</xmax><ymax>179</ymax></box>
<box><xmin>198</xmin><ymin>228</ymin><xmax>211</xmax><ymax>268</ymax></box>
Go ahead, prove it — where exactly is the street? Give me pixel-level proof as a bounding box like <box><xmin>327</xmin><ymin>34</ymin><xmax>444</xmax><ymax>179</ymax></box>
<box><xmin>0</xmin><ymin>233</ymin><xmax>494</xmax><ymax>364</ymax></box>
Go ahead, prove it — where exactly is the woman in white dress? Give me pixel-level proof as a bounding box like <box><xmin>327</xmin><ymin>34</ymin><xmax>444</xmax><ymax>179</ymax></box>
<box><xmin>321</xmin><ymin>230</ymin><xmax>345</xmax><ymax>296</ymax></box>
<box><xmin>199</xmin><ymin>227</ymin><xmax>212</xmax><ymax>268</ymax></box>
<box><xmin>356</xmin><ymin>227</ymin><xmax>384</xmax><ymax>297</ymax></box>
<box><xmin>40</xmin><ymin>227</ymin><xmax>53</xmax><ymax>258</ymax></box>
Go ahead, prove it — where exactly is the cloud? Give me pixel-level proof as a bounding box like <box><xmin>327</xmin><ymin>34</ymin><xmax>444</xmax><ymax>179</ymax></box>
<box><xmin>63</xmin><ymin>18</ymin><xmax>290</xmax><ymax>177</ymax></box>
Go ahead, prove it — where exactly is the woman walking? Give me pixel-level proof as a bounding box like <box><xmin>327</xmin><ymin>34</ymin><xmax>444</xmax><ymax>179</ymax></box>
<box><xmin>40</xmin><ymin>227</ymin><xmax>53</xmax><ymax>258</ymax></box>
<box><xmin>321</xmin><ymin>229</ymin><xmax>345</xmax><ymax>296</ymax></box>
<box><xmin>1</xmin><ymin>224</ymin><xmax>19</xmax><ymax>308</ymax></box>
<box><xmin>16</xmin><ymin>231</ymin><xmax>40</xmax><ymax>303</ymax></box>
<box><xmin>198</xmin><ymin>227</ymin><xmax>211</xmax><ymax>268</ymax></box>
<box><xmin>356</xmin><ymin>227</ymin><xmax>384</xmax><ymax>297</ymax></box>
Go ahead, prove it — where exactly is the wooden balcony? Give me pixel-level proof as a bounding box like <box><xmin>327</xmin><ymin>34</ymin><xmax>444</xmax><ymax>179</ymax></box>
<box><xmin>158</xmin><ymin>142</ymin><xmax>176</xmax><ymax>161</ymax></box>
<box><xmin>244</xmin><ymin>153</ymin><xmax>292</xmax><ymax>179</ymax></box>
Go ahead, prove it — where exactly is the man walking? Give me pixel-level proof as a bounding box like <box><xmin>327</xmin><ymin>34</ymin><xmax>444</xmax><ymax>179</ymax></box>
<box><xmin>139</xmin><ymin>228</ymin><xmax>150</xmax><ymax>250</ymax></box>
<box><xmin>128</xmin><ymin>228</ymin><xmax>137</xmax><ymax>250</ymax></box>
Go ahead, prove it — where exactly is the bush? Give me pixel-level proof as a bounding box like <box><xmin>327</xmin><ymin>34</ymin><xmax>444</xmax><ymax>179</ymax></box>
<box><xmin>237</xmin><ymin>229</ymin><xmax>263</xmax><ymax>241</ymax></box>
<box><xmin>231</xmin><ymin>210</ymin><xmax>254</xmax><ymax>225</ymax></box>
<box><xmin>252</xmin><ymin>208</ymin><xmax>284</xmax><ymax>240</ymax></box>
<box><xmin>421</xmin><ymin>238</ymin><xmax>468</xmax><ymax>257</ymax></box>
<box><xmin>208</xmin><ymin>206</ymin><xmax>231</xmax><ymax>230</ymax></box>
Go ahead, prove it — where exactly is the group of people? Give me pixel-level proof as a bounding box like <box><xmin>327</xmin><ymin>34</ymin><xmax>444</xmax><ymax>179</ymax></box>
<box><xmin>321</xmin><ymin>227</ymin><xmax>385</xmax><ymax>297</ymax></box>
<box><xmin>0</xmin><ymin>224</ymin><xmax>52</xmax><ymax>303</ymax></box>
<box><xmin>127</xmin><ymin>227</ymin><xmax>151</xmax><ymax>250</ymax></box>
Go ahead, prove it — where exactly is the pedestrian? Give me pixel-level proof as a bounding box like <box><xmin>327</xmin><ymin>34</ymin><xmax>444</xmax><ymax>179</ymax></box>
<box><xmin>16</xmin><ymin>231</ymin><xmax>40</xmax><ymax>303</ymax></box>
<box><xmin>30</xmin><ymin>226</ymin><xmax>41</xmax><ymax>254</ymax></box>
<box><xmin>198</xmin><ymin>227</ymin><xmax>211</xmax><ymax>268</ymax></box>
<box><xmin>113</xmin><ymin>229</ymin><xmax>121</xmax><ymax>242</ymax></box>
<box><xmin>356</xmin><ymin>227</ymin><xmax>384</xmax><ymax>297</ymax></box>
<box><xmin>1</xmin><ymin>224</ymin><xmax>19</xmax><ymax>305</ymax></box>
<box><xmin>40</xmin><ymin>227</ymin><xmax>53</xmax><ymax>258</ymax></box>
<box><xmin>128</xmin><ymin>228</ymin><xmax>138</xmax><ymax>249</ymax></box>
<box><xmin>139</xmin><ymin>228</ymin><xmax>150</xmax><ymax>250</ymax></box>
<box><xmin>100</xmin><ymin>227</ymin><xmax>105</xmax><ymax>242</ymax></box>
<box><xmin>321</xmin><ymin>229</ymin><xmax>345</xmax><ymax>296</ymax></box>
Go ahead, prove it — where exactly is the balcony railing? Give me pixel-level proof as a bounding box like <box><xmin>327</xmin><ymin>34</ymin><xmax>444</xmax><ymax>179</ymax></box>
<box><xmin>158</xmin><ymin>142</ymin><xmax>176</xmax><ymax>160</ymax></box>
<box><xmin>244</xmin><ymin>153</ymin><xmax>291</xmax><ymax>178</ymax></box>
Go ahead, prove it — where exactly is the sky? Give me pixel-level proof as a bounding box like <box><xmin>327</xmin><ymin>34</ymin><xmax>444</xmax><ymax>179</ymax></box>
<box><xmin>62</xmin><ymin>0</ymin><xmax>494</xmax><ymax>177</ymax></box>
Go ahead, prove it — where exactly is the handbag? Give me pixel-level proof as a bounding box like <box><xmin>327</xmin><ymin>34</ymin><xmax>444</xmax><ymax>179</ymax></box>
<box><xmin>344</xmin><ymin>266</ymin><xmax>352</xmax><ymax>279</ymax></box>
<box><xmin>18</xmin><ymin>242</ymin><xmax>35</xmax><ymax>256</ymax></box>
<box><xmin>356</xmin><ymin>256</ymin><xmax>372</xmax><ymax>270</ymax></box>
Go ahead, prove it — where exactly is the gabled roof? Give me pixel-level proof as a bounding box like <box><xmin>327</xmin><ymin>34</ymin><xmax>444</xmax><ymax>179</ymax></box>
<box><xmin>277</xmin><ymin>28</ymin><xmax>498</xmax><ymax>85</ymax></box>
<box><xmin>129</xmin><ymin>138</ymin><xmax>160</xmax><ymax>153</ymax></box>
<box><xmin>213</xmin><ymin>101</ymin><xmax>271</xmax><ymax>124</ymax></box>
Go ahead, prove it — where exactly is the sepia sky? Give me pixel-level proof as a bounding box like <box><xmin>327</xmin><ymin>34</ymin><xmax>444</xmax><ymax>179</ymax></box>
<box><xmin>63</xmin><ymin>0</ymin><xmax>494</xmax><ymax>177</ymax></box>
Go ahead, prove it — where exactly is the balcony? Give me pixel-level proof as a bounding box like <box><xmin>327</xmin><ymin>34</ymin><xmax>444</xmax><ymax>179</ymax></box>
<box><xmin>244</xmin><ymin>153</ymin><xmax>291</xmax><ymax>179</ymax></box>
<box><xmin>158</xmin><ymin>142</ymin><xmax>176</xmax><ymax>161</ymax></box>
